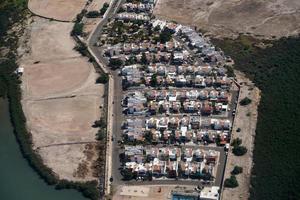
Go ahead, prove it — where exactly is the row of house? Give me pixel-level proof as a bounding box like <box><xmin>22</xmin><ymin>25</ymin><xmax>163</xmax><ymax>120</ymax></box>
<box><xmin>122</xmin><ymin>117</ymin><xmax>230</xmax><ymax>144</ymax></box>
<box><xmin>122</xmin><ymin>3</ymin><xmax>154</xmax><ymax>12</ymax></box>
<box><xmin>120</xmin><ymin>41</ymin><xmax>182</xmax><ymax>54</ymax></box>
<box><xmin>122</xmin><ymin>90</ymin><xmax>229</xmax><ymax>115</ymax></box>
<box><xmin>123</xmin><ymin>146</ymin><xmax>218</xmax><ymax>179</ymax></box>
<box><xmin>145</xmin><ymin>117</ymin><xmax>231</xmax><ymax>131</ymax></box>
<box><xmin>144</xmin><ymin>89</ymin><xmax>229</xmax><ymax>102</ymax></box>
<box><xmin>116</xmin><ymin>12</ymin><xmax>150</xmax><ymax>21</ymax></box>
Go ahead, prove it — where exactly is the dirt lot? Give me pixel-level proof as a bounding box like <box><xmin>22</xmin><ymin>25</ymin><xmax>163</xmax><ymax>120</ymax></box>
<box><xmin>154</xmin><ymin>0</ymin><xmax>300</xmax><ymax>39</ymax></box>
<box><xmin>19</xmin><ymin>16</ymin><xmax>104</xmax><ymax>181</ymax></box>
<box><xmin>113</xmin><ymin>185</ymin><xmax>195</xmax><ymax>200</ymax></box>
<box><xmin>221</xmin><ymin>71</ymin><xmax>260</xmax><ymax>200</ymax></box>
<box><xmin>39</xmin><ymin>143</ymin><xmax>99</xmax><ymax>181</ymax></box>
<box><xmin>28</xmin><ymin>0</ymin><xmax>87</xmax><ymax>21</ymax></box>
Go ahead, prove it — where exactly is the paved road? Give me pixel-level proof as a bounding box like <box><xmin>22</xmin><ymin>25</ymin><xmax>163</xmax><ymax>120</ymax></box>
<box><xmin>87</xmin><ymin>0</ymin><xmax>125</xmax><ymax>190</ymax></box>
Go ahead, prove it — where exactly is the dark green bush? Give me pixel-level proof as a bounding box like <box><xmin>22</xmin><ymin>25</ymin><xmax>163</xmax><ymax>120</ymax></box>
<box><xmin>232</xmin><ymin>146</ymin><xmax>247</xmax><ymax>156</ymax></box>
<box><xmin>231</xmin><ymin>166</ymin><xmax>243</xmax><ymax>175</ymax></box>
<box><xmin>86</xmin><ymin>11</ymin><xmax>100</xmax><ymax>18</ymax></box>
<box><xmin>71</xmin><ymin>22</ymin><xmax>84</xmax><ymax>36</ymax></box>
<box><xmin>230</xmin><ymin>138</ymin><xmax>242</xmax><ymax>147</ymax></box>
<box><xmin>239</xmin><ymin>97</ymin><xmax>252</xmax><ymax>106</ymax></box>
<box><xmin>224</xmin><ymin>175</ymin><xmax>239</xmax><ymax>188</ymax></box>
<box><xmin>96</xmin><ymin>73</ymin><xmax>109</xmax><ymax>84</ymax></box>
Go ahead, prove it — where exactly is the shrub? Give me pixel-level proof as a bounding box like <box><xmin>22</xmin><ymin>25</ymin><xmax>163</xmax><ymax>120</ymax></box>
<box><xmin>109</xmin><ymin>58</ymin><xmax>123</xmax><ymax>69</ymax></box>
<box><xmin>239</xmin><ymin>97</ymin><xmax>252</xmax><ymax>106</ymax></box>
<box><xmin>159</xmin><ymin>27</ymin><xmax>174</xmax><ymax>43</ymax></box>
<box><xmin>96</xmin><ymin>129</ymin><xmax>106</xmax><ymax>140</ymax></box>
<box><xmin>100</xmin><ymin>2</ymin><xmax>109</xmax><ymax>15</ymax></box>
<box><xmin>231</xmin><ymin>138</ymin><xmax>242</xmax><ymax>147</ymax></box>
<box><xmin>232</xmin><ymin>146</ymin><xmax>248</xmax><ymax>156</ymax></box>
<box><xmin>224</xmin><ymin>175</ymin><xmax>239</xmax><ymax>188</ymax></box>
<box><xmin>86</xmin><ymin>11</ymin><xmax>100</xmax><ymax>18</ymax></box>
<box><xmin>74</xmin><ymin>43</ymin><xmax>88</xmax><ymax>56</ymax></box>
<box><xmin>96</xmin><ymin>73</ymin><xmax>109</xmax><ymax>84</ymax></box>
<box><xmin>231</xmin><ymin>166</ymin><xmax>243</xmax><ymax>175</ymax></box>
<box><xmin>71</xmin><ymin>22</ymin><xmax>84</xmax><ymax>36</ymax></box>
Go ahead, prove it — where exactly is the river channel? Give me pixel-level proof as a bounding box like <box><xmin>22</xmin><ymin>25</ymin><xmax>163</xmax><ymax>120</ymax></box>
<box><xmin>0</xmin><ymin>98</ymin><xmax>87</xmax><ymax>200</ymax></box>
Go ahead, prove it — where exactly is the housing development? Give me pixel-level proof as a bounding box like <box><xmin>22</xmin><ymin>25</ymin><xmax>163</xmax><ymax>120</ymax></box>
<box><xmin>96</xmin><ymin>0</ymin><xmax>240</xmax><ymax>198</ymax></box>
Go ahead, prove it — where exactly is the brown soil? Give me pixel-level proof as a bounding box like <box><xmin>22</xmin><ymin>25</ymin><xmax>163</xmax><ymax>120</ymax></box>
<box><xmin>154</xmin><ymin>0</ymin><xmax>300</xmax><ymax>39</ymax></box>
<box><xmin>19</xmin><ymin>16</ymin><xmax>104</xmax><ymax>181</ymax></box>
<box><xmin>28</xmin><ymin>0</ymin><xmax>87</xmax><ymax>21</ymax></box>
<box><xmin>222</xmin><ymin>71</ymin><xmax>261</xmax><ymax>200</ymax></box>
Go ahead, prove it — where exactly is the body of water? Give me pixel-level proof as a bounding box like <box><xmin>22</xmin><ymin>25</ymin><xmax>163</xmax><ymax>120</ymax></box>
<box><xmin>0</xmin><ymin>98</ymin><xmax>88</xmax><ymax>200</ymax></box>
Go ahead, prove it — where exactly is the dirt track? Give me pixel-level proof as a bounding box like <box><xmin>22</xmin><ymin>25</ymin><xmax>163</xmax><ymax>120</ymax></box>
<box><xmin>19</xmin><ymin>14</ymin><xmax>104</xmax><ymax>181</ymax></box>
<box><xmin>154</xmin><ymin>0</ymin><xmax>300</xmax><ymax>39</ymax></box>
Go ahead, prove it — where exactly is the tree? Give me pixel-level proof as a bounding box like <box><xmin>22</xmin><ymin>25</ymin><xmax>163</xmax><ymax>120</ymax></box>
<box><xmin>231</xmin><ymin>166</ymin><xmax>243</xmax><ymax>175</ymax></box>
<box><xmin>141</xmin><ymin>52</ymin><xmax>148</xmax><ymax>65</ymax></box>
<box><xmin>150</xmin><ymin>74</ymin><xmax>157</xmax><ymax>87</ymax></box>
<box><xmin>109</xmin><ymin>58</ymin><xmax>123</xmax><ymax>69</ymax></box>
<box><xmin>231</xmin><ymin>138</ymin><xmax>242</xmax><ymax>147</ymax></box>
<box><xmin>86</xmin><ymin>11</ymin><xmax>100</xmax><ymax>18</ymax></box>
<box><xmin>232</xmin><ymin>146</ymin><xmax>247</xmax><ymax>156</ymax></box>
<box><xmin>100</xmin><ymin>2</ymin><xmax>109</xmax><ymax>15</ymax></box>
<box><xmin>224</xmin><ymin>175</ymin><xmax>239</xmax><ymax>188</ymax></box>
<box><xmin>159</xmin><ymin>27</ymin><xmax>173</xmax><ymax>43</ymax></box>
<box><xmin>96</xmin><ymin>73</ymin><xmax>109</xmax><ymax>84</ymax></box>
<box><xmin>71</xmin><ymin>22</ymin><xmax>84</xmax><ymax>36</ymax></box>
<box><xmin>239</xmin><ymin>97</ymin><xmax>252</xmax><ymax>106</ymax></box>
<box><xmin>96</xmin><ymin>129</ymin><xmax>106</xmax><ymax>140</ymax></box>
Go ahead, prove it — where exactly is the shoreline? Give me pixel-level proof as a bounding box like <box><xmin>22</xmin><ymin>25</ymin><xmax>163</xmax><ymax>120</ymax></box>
<box><xmin>0</xmin><ymin>1</ymin><xmax>103</xmax><ymax>200</ymax></box>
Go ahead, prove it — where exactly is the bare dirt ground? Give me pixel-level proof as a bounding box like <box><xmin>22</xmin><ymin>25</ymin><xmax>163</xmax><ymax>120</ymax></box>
<box><xmin>113</xmin><ymin>185</ymin><xmax>195</xmax><ymax>200</ymax></box>
<box><xmin>18</xmin><ymin>16</ymin><xmax>104</xmax><ymax>181</ymax></box>
<box><xmin>28</xmin><ymin>0</ymin><xmax>87</xmax><ymax>21</ymax></box>
<box><xmin>83</xmin><ymin>0</ymin><xmax>109</xmax><ymax>39</ymax></box>
<box><xmin>154</xmin><ymin>0</ymin><xmax>300</xmax><ymax>39</ymax></box>
<box><xmin>221</xmin><ymin>71</ymin><xmax>261</xmax><ymax>200</ymax></box>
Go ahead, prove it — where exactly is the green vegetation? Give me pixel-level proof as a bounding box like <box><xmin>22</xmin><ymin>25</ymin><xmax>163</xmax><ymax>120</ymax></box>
<box><xmin>74</xmin><ymin>43</ymin><xmax>88</xmax><ymax>56</ymax></box>
<box><xmin>231</xmin><ymin>166</ymin><xmax>243</xmax><ymax>175</ymax></box>
<box><xmin>100</xmin><ymin>2</ymin><xmax>109</xmax><ymax>15</ymax></box>
<box><xmin>213</xmin><ymin>36</ymin><xmax>300</xmax><ymax>199</ymax></box>
<box><xmin>0</xmin><ymin>0</ymin><xmax>27</xmax><ymax>38</ymax></box>
<box><xmin>96</xmin><ymin>73</ymin><xmax>109</xmax><ymax>84</ymax></box>
<box><xmin>0</xmin><ymin>1</ymin><xmax>100</xmax><ymax>199</ymax></box>
<box><xmin>158</xmin><ymin>27</ymin><xmax>174</xmax><ymax>43</ymax></box>
<box><xmin>86</xmin><ymin>11</ymin><xmax>100</xmax><ymax>18</ymax></box>
<box><xmin>230</xmin><ymin>138</ymin><xmax>242</xmax><ymax>147</ymax></box>
<box><xmin>224</xmin><ymin>175</ymin><xmax>239</xmax><ymax>188</ymax></box>
<box><xmin>71</xmin><ymin>22</ymin><xmax>84</xmax><ymax>36</ymax></box>
<box><xmin>239</xmin><ymin>97</ymin><xmax>252</xmax><ymax>106</ymax></box>
<box><xmin>109</xmin><ymin>58</ymin><xmax>123</xmax><ymax>69</ymax></box>
<box><xmin>232</xmin><ymin>145</ymin><xmax>247</xmax><ymax>156</ymax></box>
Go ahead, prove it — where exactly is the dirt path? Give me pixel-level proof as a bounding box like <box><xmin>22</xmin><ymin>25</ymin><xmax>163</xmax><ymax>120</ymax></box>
<box><xmin>221</xmin><ymin>71</ymin><xmax>261</xmax><ymax>200</ymax></box>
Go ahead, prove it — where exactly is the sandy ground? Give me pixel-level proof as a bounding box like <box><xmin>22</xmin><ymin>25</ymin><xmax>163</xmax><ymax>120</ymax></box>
<box><xmin>18</xmin><ymin>16</ymin><xmax>104</xmax><ymax>181</ymax></box>
<box><xmin>28</xmin><ymin>0</ymin><xmax>87</xmax><ymax>21</ymax></box>
<box><xmin>154</xmin><ymin>0</ymin><xmax>300</xmax><ymax>39</ymax></box>
<box><xmin>83</xmin><ymin>0</ymin><xmax>110</xmax><ymax>39</ymax></box>
<box><xmin>113</xmin><ymin>185</ymin><xmax>196</xmax><ymax>200</ymax></box>
<box><xmin>221</xmin><ymin>71</ymin><xmax>261</xmax><ymax>200</ymax></box>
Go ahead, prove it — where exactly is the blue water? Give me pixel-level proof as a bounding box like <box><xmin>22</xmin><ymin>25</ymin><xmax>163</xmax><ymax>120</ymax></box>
<box><xmin>0</xmin><ymin>99</ymin><xmax>88</xmax><ymax>200</ymax></box>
